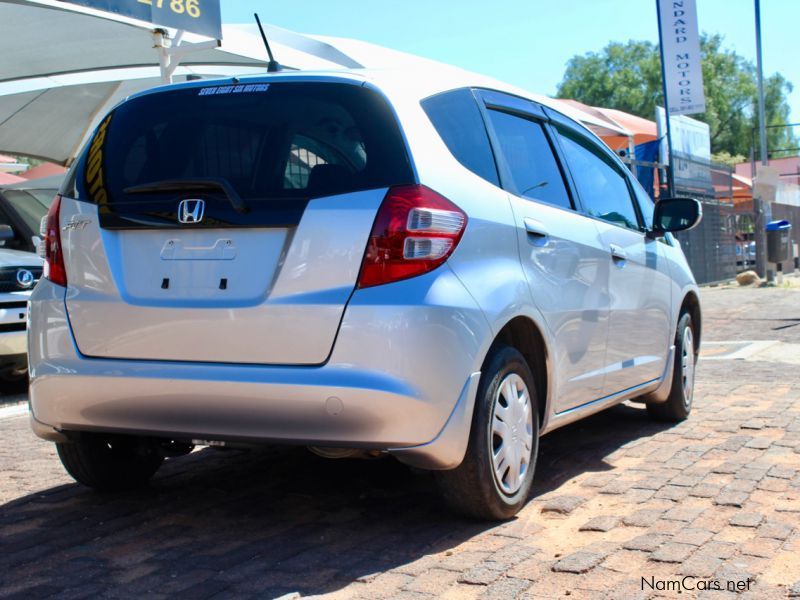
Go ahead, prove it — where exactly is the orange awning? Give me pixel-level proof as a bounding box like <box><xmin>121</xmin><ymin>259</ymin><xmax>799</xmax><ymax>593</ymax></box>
<box><xmin>594</xmin><ymin>107</ymin><xmax>658</xmax><ymax>149</ymax></box>
<box><xmin>556</xmin><ymin>101</ymin><xmax>659</xmax><ymax>150</ymax></box>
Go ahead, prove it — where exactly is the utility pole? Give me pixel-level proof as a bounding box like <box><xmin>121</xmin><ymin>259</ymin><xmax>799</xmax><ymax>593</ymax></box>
<box><xmin>753</xmin><ymin>0</ymin><xmax>769</xmax><ymax>279</ymax></box>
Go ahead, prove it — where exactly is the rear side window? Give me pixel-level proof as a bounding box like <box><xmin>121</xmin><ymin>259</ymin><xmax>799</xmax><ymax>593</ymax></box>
<box><xmin>72</xmin><ymin>82</ymin><xmax>413</xmax><ymax>228</ymax></box>
<box><xmin>555</xmin><ymin>130</ymin><xmax>640</xmax><ymax>231</ymax></box>
<box><xmin>421</xmin><ymin>89</ymin><xmax>499</xmax><ymax>186</ymax></box>
<box><xmin>485</xmin><ymin>109</ymin><xmax>572</xmax><ymax>210</ymax></box>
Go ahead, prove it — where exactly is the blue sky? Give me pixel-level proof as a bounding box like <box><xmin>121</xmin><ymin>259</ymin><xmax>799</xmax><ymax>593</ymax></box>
<box><xmin>222</xmin><ymin>0</ymin><xmax>800</xmax><ymax>124</ymax></box>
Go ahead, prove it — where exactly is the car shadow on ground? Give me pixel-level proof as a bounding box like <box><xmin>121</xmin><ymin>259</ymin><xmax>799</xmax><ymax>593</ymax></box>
<box><xmin>0</xmin><ymin>403</ymin><xmax>673</xmax><ymax>597</ymax></box>
<box><xmin>0</xmin><ymin>378</ymin><xmax>28</xmax><ymax>403</ymax></box>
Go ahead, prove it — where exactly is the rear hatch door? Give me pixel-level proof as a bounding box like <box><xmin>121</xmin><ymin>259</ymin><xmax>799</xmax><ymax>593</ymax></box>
<box><xmin>61</xmin><ymin>79</ymin><xmax>413</xmax><ymax>364</ymax></box>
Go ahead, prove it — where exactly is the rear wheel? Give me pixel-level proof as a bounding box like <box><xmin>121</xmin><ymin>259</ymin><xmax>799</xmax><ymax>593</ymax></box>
<box><xmin>647</xmin><ymin>312</ymin><xmax>696</xmax><ymax>422</ymax></box>
<box><xmin>435</xmin><ymin>345</ymin><xmax>539</xmax><ymax>520</ymax></box>
<box><xmin>56</xmin><ymin>434</ymin><xmax>164</xmax><ymax>491</ymax></box>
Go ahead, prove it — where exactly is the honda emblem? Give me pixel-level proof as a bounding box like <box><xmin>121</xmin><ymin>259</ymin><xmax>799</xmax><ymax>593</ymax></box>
<box><xmin>178</xmin><ymin>199</ymin><xmax>205</xmax><ymax>224</ymax></box>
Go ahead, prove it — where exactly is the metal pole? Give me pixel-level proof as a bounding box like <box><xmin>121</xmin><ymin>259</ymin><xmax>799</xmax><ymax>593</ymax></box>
<box><xmin>754</xmin><ymin>0</ymin><xmax>769</xmax><ymax>279</ymax></box>
<box><xmin>755</xmin><ymin>0</ymin><xmax>769</xmax><ymax>167</ymax></box>
<box><xmin>655</xmin><ymin>0</ymin><xmax>675</xmax><ymax>197</ymax></box>
<box><xmin>153</xmin><ymin>30</ymin><xmax>171</xmax><ymax>84</ymax></box>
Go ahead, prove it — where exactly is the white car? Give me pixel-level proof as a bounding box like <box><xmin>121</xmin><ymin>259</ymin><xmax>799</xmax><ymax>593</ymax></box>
<box><xmin>29</xmin><ymin>70</ymin><xmax>701</xmax><ymax>519</ymax></box>
<box><xmin>0</xmin><ymin>231</ymin><xmax>42</xmax><ymax>380</ymax></box>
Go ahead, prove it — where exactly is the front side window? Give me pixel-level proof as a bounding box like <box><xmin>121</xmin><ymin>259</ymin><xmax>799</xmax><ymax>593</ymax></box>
<box><xmin>556</xmin><ymin>130</ymin><xmax>640</xmax><ymax>231</ymax></box>
<box><xmin>486</xmin><ymin>109</ymin><xmax>572</xmax><ymax>210</ymax></box>
<box><xmin>421</xmin><ymin>88</ymin><xmax>499</xmax><ymax>186</ymax></box>
<box><xmin>630</xmin><ymin>177</ymin><xmax>655</xmax><ymax>230</ymax></box>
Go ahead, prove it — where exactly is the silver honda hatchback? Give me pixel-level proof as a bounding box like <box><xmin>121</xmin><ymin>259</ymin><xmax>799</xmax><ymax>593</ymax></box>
<box><xmin>28</xmin><ymin>69</ymin><xmax>702</xmax><ymax>519</ymax></box>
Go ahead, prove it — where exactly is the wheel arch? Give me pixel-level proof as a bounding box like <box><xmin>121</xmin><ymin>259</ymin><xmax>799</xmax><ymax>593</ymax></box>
<box><xmin>680</xmin><ymin>290</ymin><xmax>702</xmax><ymax>352</ymax></box>
<box><xmin>487</xmin><ymin>315</ymin><xmax>551</xmax><ymax>430</ymax></box>
<box><xmin>638</xmin><ymin>288</ymin><xmax>701</xmax><ymax>407</ymax></box>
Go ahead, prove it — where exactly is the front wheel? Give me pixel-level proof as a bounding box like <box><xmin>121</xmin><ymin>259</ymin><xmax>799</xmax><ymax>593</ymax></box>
<box><xmin>56</xmin><ymin>434</ymin><xmax>164</xmax><ymax>491</ymax></box>
<box><xmin>647</xmin><ymin>311</ymin><xmax>696</xmax><ymax>422</ymax></box>
<box><xmin>435</xmin><ymin>345</ymin><xmax>539</xmax><ymax>520</ymax></box>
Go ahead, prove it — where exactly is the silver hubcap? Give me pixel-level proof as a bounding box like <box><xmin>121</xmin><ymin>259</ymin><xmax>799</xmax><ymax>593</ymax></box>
<box><xmin>681</xmin><ymin>327</ymin><xmax>695</xmax><ymax>406</ymax></box>
<box><xmin>491</xmin><ymin>373</ymin><xmax>534</xmax><ymax>495</ymax></box>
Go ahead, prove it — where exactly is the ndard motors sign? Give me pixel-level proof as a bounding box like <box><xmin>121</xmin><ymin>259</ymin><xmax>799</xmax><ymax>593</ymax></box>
<box><xmin>657</xmin><ymin>0</ymin><xmax>706</xmax><ymax>116</ymax></box>
<box><xmin>59</xmin><ymin>0</ymin><xmax>222</xmax><ymax>39</ymax></box>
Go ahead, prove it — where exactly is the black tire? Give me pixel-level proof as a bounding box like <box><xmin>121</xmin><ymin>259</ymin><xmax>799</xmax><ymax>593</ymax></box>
<box><xmin>0</xmin><ymin>370</ymin><xmax>27</xmax><ymax>383</ymax></box>
<box><xmin>435</xmin><ymin>345</ymin><xmax>540</xmax><ymax>520</ymax></box>
<box><xmin>647</xmin><ymin>311</ymin><xmax>696</xmax><ymax>422</ymax></box>
<box><xmin>56</xmin><ymin>434</ymin><xmax>164</xmax><ymax>491</ymax></box>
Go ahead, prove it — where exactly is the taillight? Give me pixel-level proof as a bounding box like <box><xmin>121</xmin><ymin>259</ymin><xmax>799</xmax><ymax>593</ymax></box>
<box><xmin>357</xmin><ymin>185</ymin><xmax>467</xmax><ymax>288</ymax></box>
<box><xmin>40</xmin><ymin>194</ymin><xmax>67</xmax><ymax>286</ymax></box>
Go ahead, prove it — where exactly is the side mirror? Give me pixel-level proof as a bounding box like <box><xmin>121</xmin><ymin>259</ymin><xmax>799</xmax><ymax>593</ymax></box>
<box><xmin>650</xmin><ymin>197</ymin><xmax>702</xmax><ymax>237</ymax></box>
<box><xmin>0</xmin><ymin>224</ymin><xmax>14</xmax><ymax>247</ymax></box>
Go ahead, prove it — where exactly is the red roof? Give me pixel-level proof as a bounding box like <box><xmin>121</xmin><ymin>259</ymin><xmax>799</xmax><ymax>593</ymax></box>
<box><xmin>21</xmin><ymin>162</ymin><xmax>67</xmax><ymax>180</ymax></box>
<box><xmin>735</xmin><ymin>156</ymin><xmax>800</xmax><ymax>185</ymax></box>
<box><xmin>0</xmin><ymin>172</ymin><xmax>26</xmax><ymax>185</ymax></box>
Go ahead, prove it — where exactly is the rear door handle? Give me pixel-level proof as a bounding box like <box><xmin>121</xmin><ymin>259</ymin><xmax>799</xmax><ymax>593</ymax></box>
<box><xmin>609</xmin><ymin>243</ymin><xmax>627</xmax><ymax>262</ymax></box>
<box><xmin>523</xmin><ymin>218</ymin><xmax>548</xmax><ymax>238</ymax></box>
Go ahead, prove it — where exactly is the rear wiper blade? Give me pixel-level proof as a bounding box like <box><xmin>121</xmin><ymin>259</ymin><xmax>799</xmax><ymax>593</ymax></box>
<box><xmin>124</xmin><ymin>178</ymin><xmax>248</xmax><ymax>214</ymax></box>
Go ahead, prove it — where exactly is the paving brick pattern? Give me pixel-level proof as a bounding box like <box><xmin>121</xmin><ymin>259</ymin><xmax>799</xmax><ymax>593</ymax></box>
<box><xmin>1</xmin><ymin>285</ymin><xmax>799</xmax><ymax>598</ymax></box>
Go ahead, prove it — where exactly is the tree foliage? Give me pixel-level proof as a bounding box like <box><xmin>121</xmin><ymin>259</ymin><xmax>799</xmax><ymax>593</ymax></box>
<box><xmin>711</xmin><ymin>151</ymin><xmax>747</xmax><ymax>168</ymax></box>
<box><xmin>555</xmin><ymin>34</ymin><xmax>796</xmax><ymax>157</ymax></box>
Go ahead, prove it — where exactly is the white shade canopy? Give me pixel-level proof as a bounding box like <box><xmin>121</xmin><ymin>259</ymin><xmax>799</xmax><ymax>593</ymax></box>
<box><xmin>0</xmin><ymin>0</ymin><xmax>361</xmax><ymax>82</ymax></box>
<box><xmin>0</xmin><ymin>69</ymin><xmax>257</xmax><ymax>164</ymax></box>
<box><xmin>0</xmin><ymin>0</ymin><xmax>363</xmax><ymax>164</ymax></box>
<box><xmin>0</xmin><ymin>0</ymin><xmax>257</xmax><ymax>82</ymax></box>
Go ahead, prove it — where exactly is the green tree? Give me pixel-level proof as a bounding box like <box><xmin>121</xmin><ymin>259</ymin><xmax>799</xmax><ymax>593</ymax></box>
<box><xmin>711</xmin><ymin>151</ymin><xmax>747</xmax><ymax>168</ymax></box>
<box><xmin>555</xmin><ymin>34</ymin><xmax>796</xmax><ymax>157</ymax></box>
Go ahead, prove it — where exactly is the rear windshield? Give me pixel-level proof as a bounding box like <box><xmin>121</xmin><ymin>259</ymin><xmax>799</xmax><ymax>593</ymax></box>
<box><xmin>68</xmin><ymin>81</ymin><xmax>413</xmax><ymax>227</ymax></box>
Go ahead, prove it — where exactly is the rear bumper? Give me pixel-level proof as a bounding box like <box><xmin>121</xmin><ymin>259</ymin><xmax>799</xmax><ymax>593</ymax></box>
<box><xmin>28</xmin><ymin>269</ymin><xmax>490</xmax><ymax>469</ymax></box>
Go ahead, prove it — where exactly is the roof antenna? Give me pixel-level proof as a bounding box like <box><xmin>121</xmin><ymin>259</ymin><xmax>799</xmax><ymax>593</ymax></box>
<box><xmin>254</xmin><ymin>13</ymin><xmax>281</xmax><ymax>73</ymax></box>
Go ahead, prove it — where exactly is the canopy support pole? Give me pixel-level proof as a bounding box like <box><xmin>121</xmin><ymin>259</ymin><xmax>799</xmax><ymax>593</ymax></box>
<box><xmin>153</xmin><ymin>29</ymin><xmax>221</xmax><ymax>84</ymax></box>
<box><xmin>627</xmin><ymin>135</ymin><xmax>636</xmax><ymax>173</ymax></box>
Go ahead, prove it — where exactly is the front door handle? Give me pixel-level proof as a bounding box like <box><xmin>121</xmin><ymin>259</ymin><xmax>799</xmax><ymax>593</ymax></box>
<box><xmin>609</xmin><ymin>243</ymin><xmax>627</xmax><ymax>262</ymax></box>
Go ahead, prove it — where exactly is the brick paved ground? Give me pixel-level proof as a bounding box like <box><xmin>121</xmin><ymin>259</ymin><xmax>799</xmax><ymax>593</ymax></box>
<box><xmin>1</xmin><ymin>284</ymin><xmax>799</xmax><ymax>599</ymax></box>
